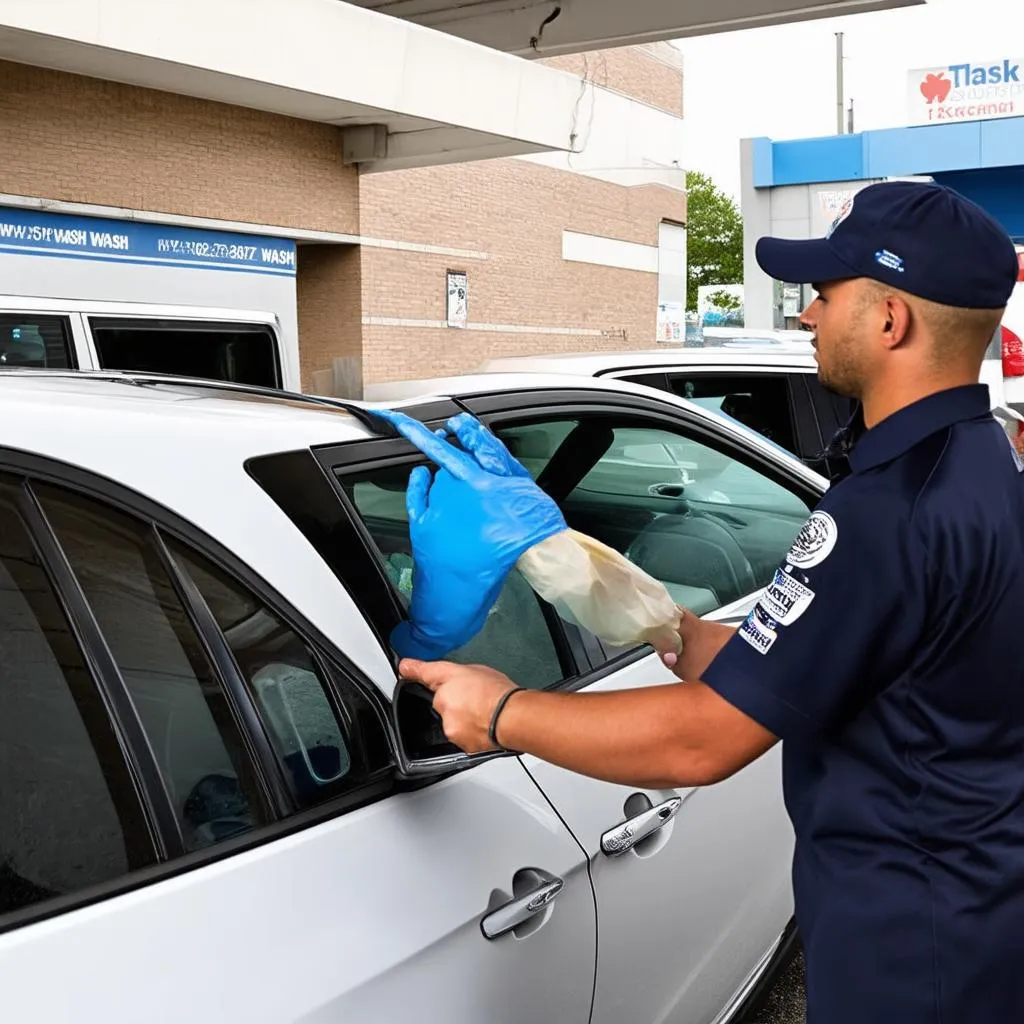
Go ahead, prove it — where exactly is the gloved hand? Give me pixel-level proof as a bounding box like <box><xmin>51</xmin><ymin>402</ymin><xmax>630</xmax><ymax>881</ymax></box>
<box><xmin>370</xmin><ymin>409</ymin><xmax>567</xmax><ymax>660</ymax></box>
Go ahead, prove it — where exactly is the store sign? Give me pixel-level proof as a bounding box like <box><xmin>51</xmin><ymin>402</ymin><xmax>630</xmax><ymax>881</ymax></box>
<box><xmin>0</xmin><ymin>206</ymin><xmax>296</xmax><ymax>276</ymax></box>
<box><xmin>908</xmin><ymin>57</ymin><xmax>1024</xmax><ymax>125</ymax></box>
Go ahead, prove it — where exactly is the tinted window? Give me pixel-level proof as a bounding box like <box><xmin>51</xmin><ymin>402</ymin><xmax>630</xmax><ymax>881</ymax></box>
<box><xmin>35</xmin><ymin>486</ymin><xmax>272</xmax><ymax>851</ymax></box>
<box><xmin>170</xmin><ymin>543</ymin><xmax>390</xmax><ymax>805</ymax></box>
<box><xmin>0</xmin><ymin>480</ymin><xmax>155</xmax><ymax>918</ymax></box>
<box><xmin>0</xmin><ymin>314</ymin><xmax>74</xmax><ymax>369</ymax></box>
<box><xmin>665</xmin><ymin>374</ymin><xmax>798</xmax><ymax>455</ymax></box>
<box><xmin>340</xmin><ymin>462</ymin><xmax>566</xmax><ymax>690</ymax></box>
<box><xmin>88</xmin><ymin>318</ymin><xmax>280</xmax><ymax>388</ymax></box>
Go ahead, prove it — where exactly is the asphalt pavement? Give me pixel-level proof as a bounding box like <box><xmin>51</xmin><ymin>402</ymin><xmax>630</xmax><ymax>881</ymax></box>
<box><xmin>745</xmin><ymin>950</ymin><xmax>807</xmax><ymax>1024</ymax></box>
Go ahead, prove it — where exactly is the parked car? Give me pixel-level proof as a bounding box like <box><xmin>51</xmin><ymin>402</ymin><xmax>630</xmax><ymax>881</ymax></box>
<box><xmin>0</xmin><ymin>295</ymin><xmax>291</xmax><ymax>388</ymax></box>
<box><xmin>369</xmin><ymin>347</ymin><xmax>854</xmax><ymax>474</ymax></box>
<box><xmin>0</xmin><ymin>369</ymin><xmax>822</xmax><ymax>1024</ymax></box>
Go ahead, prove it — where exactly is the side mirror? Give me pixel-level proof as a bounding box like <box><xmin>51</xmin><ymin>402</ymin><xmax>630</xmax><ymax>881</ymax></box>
<box><xmin>391</xmin><ymin>678</ymin><xmax>510</xmax><ymax>778</ymax></box>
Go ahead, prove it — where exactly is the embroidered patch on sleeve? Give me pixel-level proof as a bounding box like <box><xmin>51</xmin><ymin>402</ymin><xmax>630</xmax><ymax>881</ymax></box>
<box><xmin>785</xmin><ymin>510</ymin><xmax>838</xmax><ymax>569</ymax></box>
<box><xmin>738</xmin><ymin>605</ymin><xmax>779</xmax><ymax>655</ymax></box>
<box><xmin>759</xmin><ymin>567</ymin><xmax>816</xmax><ymax>625</ymax></box>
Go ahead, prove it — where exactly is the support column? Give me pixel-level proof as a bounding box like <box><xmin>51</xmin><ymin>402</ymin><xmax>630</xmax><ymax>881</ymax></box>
<box><xmin>297</xmin><ymin>244</ymin><xmax>364</xmax><ymax>399</ymax></box>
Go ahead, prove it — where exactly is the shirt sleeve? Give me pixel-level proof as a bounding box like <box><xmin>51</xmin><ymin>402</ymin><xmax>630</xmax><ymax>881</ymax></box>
<box><xmin>701</xmin><ymin>485</ymin><xmax>928</xmax><ymax>743</ymax></box>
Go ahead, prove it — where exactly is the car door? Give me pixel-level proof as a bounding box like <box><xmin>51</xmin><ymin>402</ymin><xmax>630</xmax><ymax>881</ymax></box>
<box><xmin>309</xmin><ymin>387</ymin><xmax>823</xmax><ymax>1024</ymax></box>
<box><xmin>0</xmin><ymin>460</ymin><xmax>596</xmax><ymax>1024</ymax></box>
<box><xmin>460</xmin><ymin>389</ymin><xmax>821</xmax><ymax>1024</ymax></box>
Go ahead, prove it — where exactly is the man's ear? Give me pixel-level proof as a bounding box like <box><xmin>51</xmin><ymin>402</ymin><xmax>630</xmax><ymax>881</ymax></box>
<box><xmin>881</xmin><ymin>294</ymin><xmax>912</xmax><ymax>348</ymax></box>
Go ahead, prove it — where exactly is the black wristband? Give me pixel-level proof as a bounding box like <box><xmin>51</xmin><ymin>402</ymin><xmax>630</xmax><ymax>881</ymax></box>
<box><xmin>488</xmin><ymin>687</ymin><xmax>524</xmax><ymax>751</ymax></box>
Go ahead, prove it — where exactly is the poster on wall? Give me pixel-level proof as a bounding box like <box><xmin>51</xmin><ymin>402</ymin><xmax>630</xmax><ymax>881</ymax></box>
<box><xmin>656</xmin><ymin>302</ymin><xmax>684</xmax><ymax>342</ymax></box>
<box><xmin>446</xmin><ymin>270</ymin><xmax>468</xmax><ymax>328</ymax></box>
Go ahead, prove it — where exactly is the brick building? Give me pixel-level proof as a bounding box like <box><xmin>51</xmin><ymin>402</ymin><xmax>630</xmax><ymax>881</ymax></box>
<box><xmin>358</xmin><ymin>43</ymin><xmax>687</xmax><ymax>386</ymax></box>
<box><xmin>0</xmin><ymin>1</ymin><xmax>900</xmax><ymax>397</ymax></box>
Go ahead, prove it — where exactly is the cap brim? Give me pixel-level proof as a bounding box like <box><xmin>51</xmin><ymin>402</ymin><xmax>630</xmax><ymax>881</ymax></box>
<box><xmin>755</xmin><ymin>236</ymin><xmax>857</xmax><ymax>285</ymax></box>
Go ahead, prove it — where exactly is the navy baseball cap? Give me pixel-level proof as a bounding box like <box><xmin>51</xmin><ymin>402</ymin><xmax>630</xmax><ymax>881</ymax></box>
<box><xmin>756</xmin><ymin>180</ymin><xmax>1018</xmax><ymax>309</ymax></box>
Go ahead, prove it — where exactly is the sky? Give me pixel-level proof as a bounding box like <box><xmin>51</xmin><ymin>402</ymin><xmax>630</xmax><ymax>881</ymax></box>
<box><xmin>672</xmin><ymin>0</ymin><xmax>1021</xmax><ymax>199</ymax></box>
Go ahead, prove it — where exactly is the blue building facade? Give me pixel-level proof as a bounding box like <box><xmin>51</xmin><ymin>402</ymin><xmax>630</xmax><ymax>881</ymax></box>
<box><xmin>740</xmin><ymin>115</ymin><xmax>1024</xmax><ymax>330</ymax></box>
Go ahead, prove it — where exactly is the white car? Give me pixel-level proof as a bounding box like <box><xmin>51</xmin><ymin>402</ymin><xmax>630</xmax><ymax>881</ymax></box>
<box><xmin>0</xmin><ymin>370</ymin><xmax>827</xmax><ymax>1024</ymax></box>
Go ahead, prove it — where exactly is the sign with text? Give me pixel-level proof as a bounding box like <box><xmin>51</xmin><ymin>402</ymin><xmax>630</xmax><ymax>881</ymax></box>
<box><xmin>0</xmin><ymin>206</ymin><xmax>296</xmax><ymax>276</ymax></box>
<box><xmin>908</xmin><ymin>57</ymin><xmax>1024</xmax><ymax>125</ymax></box>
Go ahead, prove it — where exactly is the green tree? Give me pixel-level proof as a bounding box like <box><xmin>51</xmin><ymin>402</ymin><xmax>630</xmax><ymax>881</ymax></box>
<box><xmin>685</xmin><ymin>170</ymin><xmax>743</xmax><ymax>312</ymax></box>
<box><xmin>707</xmin><ymin>288</ymin><xmax>741</xmax><ymax>311</ymax></box>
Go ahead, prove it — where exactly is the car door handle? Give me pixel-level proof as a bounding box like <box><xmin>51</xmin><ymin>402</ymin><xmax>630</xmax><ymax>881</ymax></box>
<box><xmin>601</xmin><ymin>796</ymin><xmax>683</xmax><ymax>856</ymax></box>
<box><xmin>480</xmin><ymin>872</ymin><xmax>565</xmax><ymax>940</ymax></box>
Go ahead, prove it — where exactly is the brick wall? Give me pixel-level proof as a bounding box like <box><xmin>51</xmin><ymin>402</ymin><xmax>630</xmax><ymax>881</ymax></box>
<box><xmin>0</xmin><ymin>60</ymin><xmax>359</xmax><ymax>233</ymax></box>
<box><xmin>297</xmin><ymin>244</ymin><xmax>364</xmax><ymax>395</ymax></box>
<box><xmin>360</xmin><ymin>156</ymin><xmax>685</xmax><ymax>384</ymax></box>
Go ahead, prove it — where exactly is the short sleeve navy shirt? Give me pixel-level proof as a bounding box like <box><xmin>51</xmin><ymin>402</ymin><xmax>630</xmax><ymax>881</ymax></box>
<box><xmin>703</xmin><ymin>385</ymin><xmax>1024</xmax><ymax>1023</ymax></box>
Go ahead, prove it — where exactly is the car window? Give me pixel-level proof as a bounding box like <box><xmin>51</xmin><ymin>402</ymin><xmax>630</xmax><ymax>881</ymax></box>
<box><xmin>168</xmin><ymin>541</ymin><xmax>390</xmax><ymax>806</ymax></box>
<box><xmin>34</xmin><ymin>484</ymin><xmax>274</xmax><ymax>851</ymax></box>
<box><xmin>339</xmin><ymin>461</ymin><xmax>566</xmax><ymax>690</ymax></box>
<box><xmin>664</xmin><ymin>374</ymin><xmax>798</xmax><ymax>455</ymax></box>
<box><xmin>499</xmin><ymin>417</ymin><xmax>810</xmax><ymax>621</ymax></box>
<box><xmin>0</xmin><ymin>479</ymin><xmax>155</xmax><ymax>919</ymax></box>
<box><xmin>0</xmin><ymin>313</ymin><xmax>74</xmax><ymax>369</ymax></box>
<box><xmin>87</xmin><ymin>317</ymin><xmax>280</xmax><ymax>388</ymax></box>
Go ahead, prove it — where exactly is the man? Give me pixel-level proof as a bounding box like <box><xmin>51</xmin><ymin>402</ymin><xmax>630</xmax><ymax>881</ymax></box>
<box><xmin>397</xmin><ymin>181</ymin><xmax>1024</xmax><ymax>1022</ymax></box>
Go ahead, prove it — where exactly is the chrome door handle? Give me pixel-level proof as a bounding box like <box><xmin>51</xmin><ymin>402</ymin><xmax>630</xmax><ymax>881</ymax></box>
<box><xmin>480</xmin><ymin>872</ymin><xmax>565</xmax><ymax>940</ymax></box>
<box><xmin>601</xmin><ymin>796</ymin><xmax>683</xmax><ymax>856</ymax></box>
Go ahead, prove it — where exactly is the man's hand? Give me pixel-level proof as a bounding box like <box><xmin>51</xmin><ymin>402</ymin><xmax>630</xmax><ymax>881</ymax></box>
<box><xmin>399</xmin><ymin>658</ymin><xmax>518</xmax><ymax>753</ymax></box>
<box><xmin>661</xmin><ymin>607</ymin><xmax>738</xmax><ymax>681</ymax></box>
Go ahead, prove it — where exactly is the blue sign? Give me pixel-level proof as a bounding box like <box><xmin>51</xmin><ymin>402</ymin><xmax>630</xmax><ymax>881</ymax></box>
<box><xmin>0</xmin><ymin>206</ymin><xmax>296</xmax><ymax>276</ymax></box>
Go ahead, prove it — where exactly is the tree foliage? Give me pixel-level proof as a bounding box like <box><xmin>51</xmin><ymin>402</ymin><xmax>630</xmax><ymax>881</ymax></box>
<box><xmin>685</xmin><ymin>170</ymin><xmax>743</xmax><ymax>312</ymax></box>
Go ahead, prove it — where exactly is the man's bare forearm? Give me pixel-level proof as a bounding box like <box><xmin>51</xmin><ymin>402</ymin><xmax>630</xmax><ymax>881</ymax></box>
<box><xmin>673</xmin><ymin>616</ymin><xmax>739</xmax><ymax>681</ymax></box>
<box><xmin>496</xmin><ymin>679</ymin><xmax>775</xmax><ymax>789</ymax></box>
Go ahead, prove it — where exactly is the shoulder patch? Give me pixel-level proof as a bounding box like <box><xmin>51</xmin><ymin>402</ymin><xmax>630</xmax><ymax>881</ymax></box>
<box><xmin>738</xmin><ymin>605</ymin><xmax>779</xmax><ymax>655</ymax></box>
<box><xmin>785</xmin><ymin>510</ymin><xmax>838</xmax><ymax>569</ymax></box>
<box><xmin>759</xmin><ymin>567</ymin><xmax>816</xmax><ymax>625</ymax></box>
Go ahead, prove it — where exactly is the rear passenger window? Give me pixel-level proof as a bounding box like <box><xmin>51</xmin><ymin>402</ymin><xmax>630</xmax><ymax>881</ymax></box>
<box><xmin>0</xmin><ymin>313</ymin><xmax>74</xmax><ymax>369</ymax></box>
<box><xmin>88</xmin><ymin>317</ymin><xmax>280</xmax><ymax>388</ymax></box>
<box><xmin>168</xmin><ymin>542</ymin><xmax>389</xmax><ymax>806</ymax></box>
<box><xmin>34</xmin><ymin>485</ymin><xmax>273</xmax><ymax>851</ymax></box>
<box><xmin>340</xmin><ymin>463</ymin><xmax>567</xmax><ymax>691</ymax></box>
<box><xmin>0</xmin><ymin>480</ymin><xmax>155</xmax><ymax>918</ymax></box>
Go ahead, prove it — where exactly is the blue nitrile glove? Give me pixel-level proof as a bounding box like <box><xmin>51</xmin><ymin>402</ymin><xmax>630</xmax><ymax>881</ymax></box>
<box><xmin>369</xmin><ymin>409</ymin><xmax>567</xmax><ymax>660</ymax></box>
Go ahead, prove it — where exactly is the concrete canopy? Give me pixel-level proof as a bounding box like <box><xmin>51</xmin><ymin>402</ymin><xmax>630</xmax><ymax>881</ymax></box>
<box><xmin>0</xmin><ymin>0</ymin><xmax>589</xmax><ymax>171</ymax></box>
<box><xmin>343</xmin><ymin>0</ymin><xmax>923</xmax><ymax>57</ymax></box>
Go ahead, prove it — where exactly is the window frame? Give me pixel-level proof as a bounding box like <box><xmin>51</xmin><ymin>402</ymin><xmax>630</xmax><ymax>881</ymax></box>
<box><xmin>256</xmin><ymin>388</ymin><xmax>825</xmax><ymax>691</ymax></box>
<box><xmin>0</xmin><ymin>447</ymin><xmax>399</xmax><ymax>937</ymax></box>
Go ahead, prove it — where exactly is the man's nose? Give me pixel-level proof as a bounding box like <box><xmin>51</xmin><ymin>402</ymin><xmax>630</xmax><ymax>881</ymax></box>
<box><xmin>799</xmin><ymin>303</ymin><xmax>817</xmax><ymax>330</ymax></box>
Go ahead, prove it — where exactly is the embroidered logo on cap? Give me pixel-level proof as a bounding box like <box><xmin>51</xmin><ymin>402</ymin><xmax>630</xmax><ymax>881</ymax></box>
<box><xmin>875</xmin><ymin>249</ymin><xmax>905</xmax><ymax>273</ymax></box>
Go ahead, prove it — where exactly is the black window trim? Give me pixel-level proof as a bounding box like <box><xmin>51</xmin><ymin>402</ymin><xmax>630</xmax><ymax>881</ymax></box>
<box><xmin>15</xmin><ymin>478</ymin><xmax>183</xmax><ymax>860</ymax></box>
<box><xmin>0</xmin><ymin>446</ymin><xmax>402</xmax><ymax>937</ymax></box>
<box><xmin>152</xmin><ymin>529</ymin><xmax>294</xmax><ymax>818</ymax></box>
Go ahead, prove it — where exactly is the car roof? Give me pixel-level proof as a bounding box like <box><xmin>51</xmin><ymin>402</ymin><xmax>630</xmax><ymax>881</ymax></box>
<box><xmin>367</xmin><ymin>348</ymin><xmax>817</xmax><ymax>402</ymax></box>
<box><xmin>476</xmin><ymin>346</ymin><xmax>816</xmax><ymax>377</ymax></box>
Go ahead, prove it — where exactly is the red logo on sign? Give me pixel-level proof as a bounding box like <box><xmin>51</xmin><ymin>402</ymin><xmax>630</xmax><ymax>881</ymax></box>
<box><xmin>920</xmin><ymin>72</ymin><xmax>952</xmax><ymax>103</ymax></box>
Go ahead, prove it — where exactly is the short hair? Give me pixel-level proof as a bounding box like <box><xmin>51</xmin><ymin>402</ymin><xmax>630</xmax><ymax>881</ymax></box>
<box><xmin>859</xmin><ymin>279</ymin><xmax>1003</xmax><ymax>358</ymax></box>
